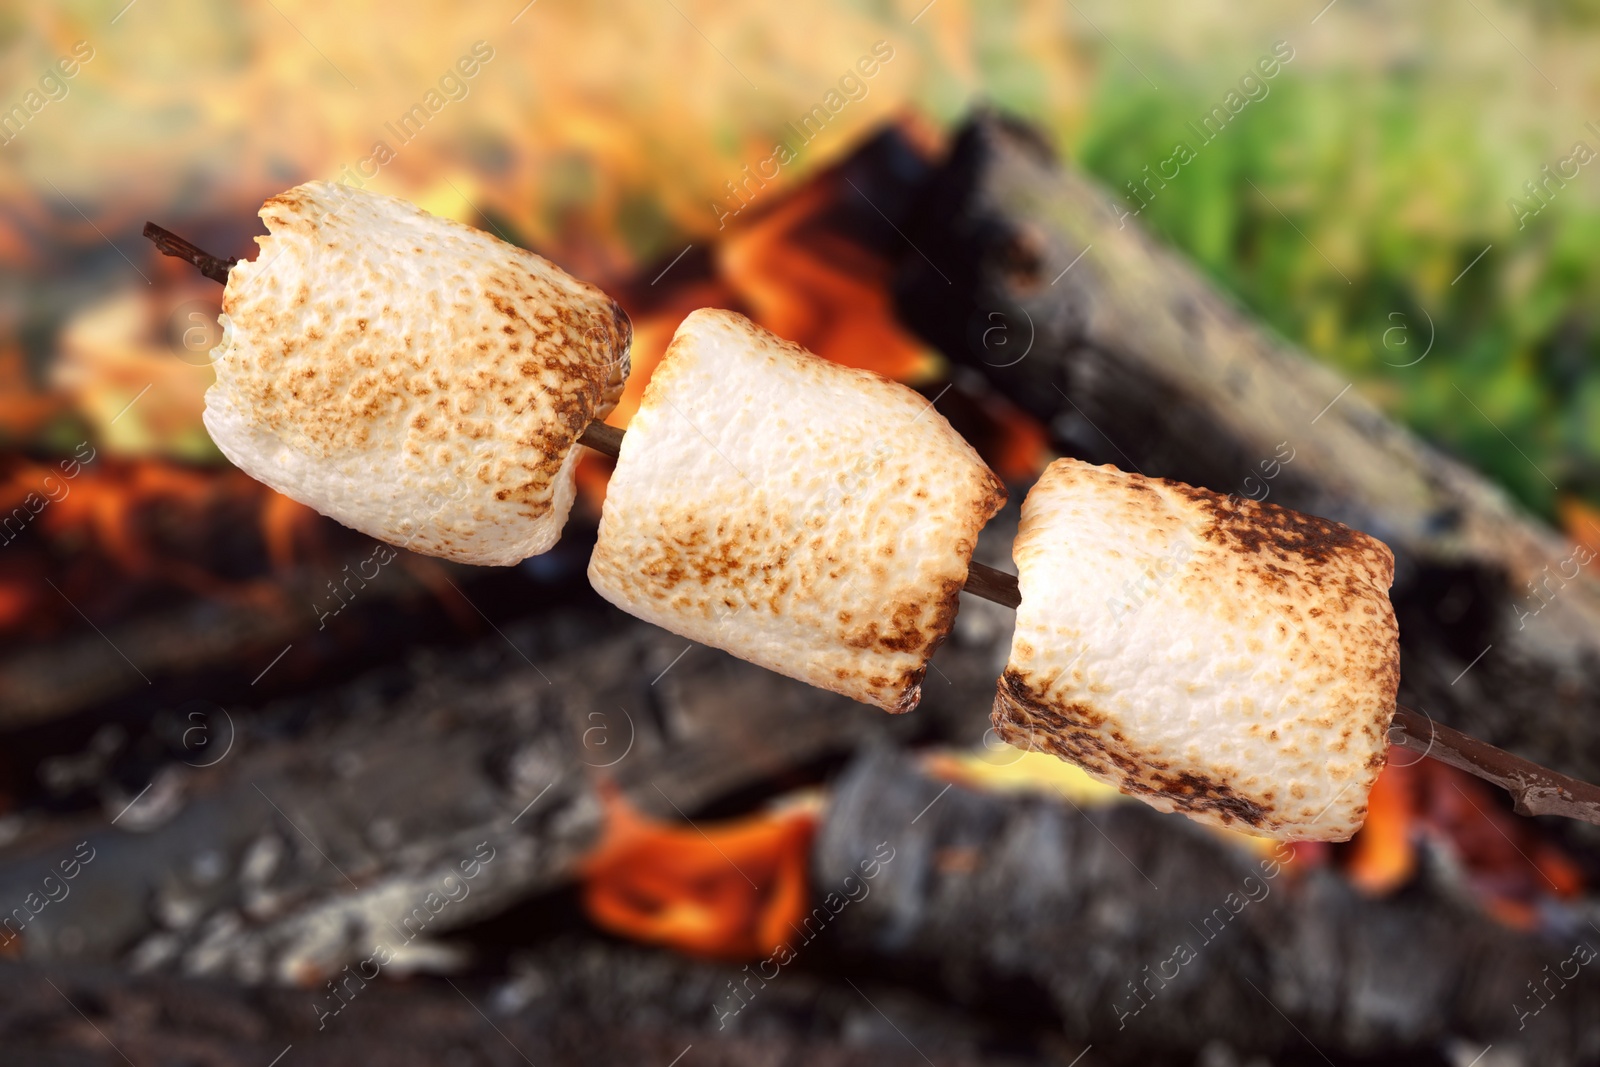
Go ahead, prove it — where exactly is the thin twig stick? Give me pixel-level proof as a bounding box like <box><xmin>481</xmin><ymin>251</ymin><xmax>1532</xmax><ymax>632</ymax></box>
<box><xmin>143</xmin><ymin>222</ymin><xmax>1600</xmax><ymax>828</ymax></box>
<box><xmin>1390</xmin><ymin>706</ymin><xmax>1600</xmax><ymax>823</ymax></box>
<box><xmin>577</xmin><ymin>421</ymin><xmax>625</xmax><ymax>456</ymax></box>
<box><xmin>143</xmin><ymin>222</ymin><xmax>237</xmax><ymax>285</ymax></box>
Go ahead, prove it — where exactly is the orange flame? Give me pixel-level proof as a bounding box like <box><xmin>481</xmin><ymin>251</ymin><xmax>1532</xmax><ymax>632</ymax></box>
<box><xmin>36</xmin><ymin>463</ymin><xmax>320</xmax><ymax>584</ymax></box>
<box><xmin>596</xmin><ymin>159</ymin><xmax>1050</xmax><ymax>498</ymax></box>
<box><xmin>719</xmin><ymin>179</ymin><xmax>937</xmax><ymax>382</ymax></box>
<box><xmin>0</xmin><ymin>457</ymin><xmax>330</xmax><ymax>638</ymax></box>
<box><xmin>580</xmin><ymin>783</ymin><xmax>816</xmax><ymax>960</ymax></box>
<box><xmin>718</xmin><ymin>178</ymin><xmax>1050</xmax><ymax>483</ymax></box>
<box><xmin>1344</xmin><ymin>746</ymin><xmax>1584</xmax><ymax>929</ymax></box>
<box><xmin>1346</xmin><ymin>755</ymin><xmax>1418</xmax><ymax>895</ymax></box>
<box><xmin>1559</xmin><ymin>496</ymin><xmax>1600</xmax><ymax>560</ymax></box>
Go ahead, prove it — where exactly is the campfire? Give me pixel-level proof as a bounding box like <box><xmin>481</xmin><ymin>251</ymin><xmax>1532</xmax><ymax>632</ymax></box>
<box><xmin>580</xmin><ymin>783</ymin><xmax>817</xmax><ymax>959</ymax></box>
<box><xmin>3</xmin><ymin>109</ymin><xmax>1600</xmax><ymax>1067</ymax></box>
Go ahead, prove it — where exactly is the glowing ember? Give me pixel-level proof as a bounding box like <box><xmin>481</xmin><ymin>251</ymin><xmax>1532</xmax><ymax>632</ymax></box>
<box><xmin>0</xmin><ymin>457</ymin><xmax>326</xmax><ymax>637</ymax></box>
<box><xmin>934</xmin><ymin>741</ymin><xmax>1583</xmax><ymax>929</ymax></box>
<box><xmin>580</xmin><ymin>783</ymin><xmax>817</xmax><ymax>960</ymax></box>
<box><xmin>718</xmin><ymin>179</ymin><xmax>939</xmax><ymax>382</ymax></box>
<box><xmin>924</xmin><ymin>745</ymin><xmax>1317</xmax><ymax>861</ymax></box>
<box><xmin>1561</xmin><ymin>496</ymin><xmax>1600</xmax><ymax>560</ymax></box>
<box><xmin>605</xmin><ymin>165</ymin><xmax>1050</xmax><ymax>490</ymax></box>
<box><xmin>1343</xmin><ymin>746</ymin><xmax>1584</xmax><ymax>929</ymax></box>
<box><xmin>1345</xmin><ymin>754</ymin><xmax>1417</xmax><ymax>895</ymax></box>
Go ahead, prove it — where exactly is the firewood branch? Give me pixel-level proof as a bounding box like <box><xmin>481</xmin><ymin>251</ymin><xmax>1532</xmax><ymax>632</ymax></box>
<box><xmin>143</xmin><ymin>222</ymin><xmax>1600</xmax><ymax>830</ymax></box>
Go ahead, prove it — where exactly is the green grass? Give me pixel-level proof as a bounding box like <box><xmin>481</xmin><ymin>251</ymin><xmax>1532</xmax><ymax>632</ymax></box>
<box><xmin>1068</xmin><ymin>66</ymin><xmax>1600</xmax><ymax>520</ymax></box>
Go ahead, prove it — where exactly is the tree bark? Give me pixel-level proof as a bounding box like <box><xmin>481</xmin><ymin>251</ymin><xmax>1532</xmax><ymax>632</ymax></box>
<box><xmin>0</xmin><ymin>599</ymin><xmax>1001</xmax><ymax>980</ymax></box>
<box><xmin>816</xmin><ymin>748</ymin><xmax>1600</xmax><ymax>1066</ymax></box>
<box><xmin>895</xmin><ymin>113</ymin><xmax>1600</xmax><ymax>789</ymax></box>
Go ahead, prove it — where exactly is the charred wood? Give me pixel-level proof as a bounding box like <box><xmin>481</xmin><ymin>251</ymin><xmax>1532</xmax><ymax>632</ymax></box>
<box><xmin>0</xmin><ymin>600</ymin><xmax>1002</xmax><ymax>981</ymax></box>
<box><xmin>0</xmin><ymin>941</ymin><xmax>1042</xmax><ymax>1067</ymax></box>
<box><xmin>815</xmin><ymin>748</ymin><xmax>1600</xmax><ymax>1066</ymax></box>
<box><xmin>895</xmin><ymin>114</ymin><xmax>1600</xmax><ymax>790</ymax></box>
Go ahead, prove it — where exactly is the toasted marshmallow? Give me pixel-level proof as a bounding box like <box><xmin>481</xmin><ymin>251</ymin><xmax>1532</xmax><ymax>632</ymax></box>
<box><xmin>992</xmin><ymin>458</ymin><xmax>1399</xmax><ymax>841</ymax></box>
<box><xmin>203</xmin><ymin>180</ymin><xmax>630</xmax><ymax>565</ymax></box>
<box><xmin>589</xmin><ymin>309</ymin><xmax>1006</xmax><ymax>712</ymax></box>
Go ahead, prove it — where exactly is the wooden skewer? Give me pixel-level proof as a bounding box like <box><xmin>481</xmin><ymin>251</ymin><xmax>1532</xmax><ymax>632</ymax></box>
<box><xmin>145</xmin><ymin>223</ymin><xmax>1600</xmax><ymax>828</ymax></box>
<box><xmin>1388</xmin><ymin>706</ymin><xmax>1600</xmax><ymax>824</ymax></box>
<box><xmin>143</xmin><ymin>222</ymin><xmax>237</xmax><ymax>285</ymax></box>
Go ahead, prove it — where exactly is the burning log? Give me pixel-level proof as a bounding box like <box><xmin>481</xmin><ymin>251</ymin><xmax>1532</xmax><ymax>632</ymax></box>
<box><xmin>2</xmin><ymin>143</ymin><xmax>1591</xmax><ymax>1063</ymax></box>
<box><xmin>0</xmin><ymin>595</ymin><xmax>997</xmax><ymax>978</ymax></box>
<box><xmin>140</xmin><ymin>208</ymin><xmax>1600</xmax><ymax>834</ymax></box>
<box><xmin>0</xmin><ymin>459</ymin><xmax>496</xmax><ymax>731</ymax></box>
<box><xmin>815</xmin><ymin>747</ymin><xmax>1600</xmax><ymax>1065</ymax></box>
<box><xmin>894</xmin><ymin>113</ymin><xmax>1600</xmax><ymax>802</ymax></box>
<box><xmin>580</xmin><ymin>783</ymin><xmax>817</xmax><ymax>959</ymax></box>
<box><xmin>0</xmin><ymin>941</ymin><xmax>1028</xmax><ymax>1067</ymax></box>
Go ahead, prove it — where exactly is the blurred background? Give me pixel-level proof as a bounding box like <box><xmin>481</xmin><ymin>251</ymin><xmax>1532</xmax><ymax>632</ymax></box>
<box><xmin>2</xmin><ymin>1</ymin><xmax>1600</xmax><ymax>1064</ymax></box>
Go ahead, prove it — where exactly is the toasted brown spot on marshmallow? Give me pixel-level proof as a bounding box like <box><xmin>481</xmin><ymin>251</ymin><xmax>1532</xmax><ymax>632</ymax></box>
<box><xmin>587</xmin><ymin>309</ymin><xmax>1004</xmax><ymax>714</ymax></box>
<box><xmin>205</xmin><ymin>179</ymin><xmax>631</xmax><ymax>566</ymax></box>
<box><xmin>996</xmin><ymin>457</ymin><xmax>1399</xmax><ymax>842</ymax></box>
